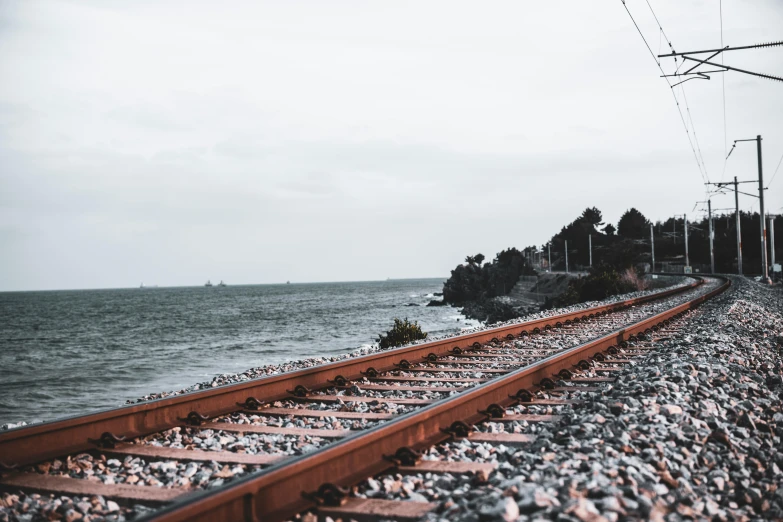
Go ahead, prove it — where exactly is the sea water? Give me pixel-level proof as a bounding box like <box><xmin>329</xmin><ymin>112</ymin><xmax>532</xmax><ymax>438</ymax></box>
<box><xmin>0</xmin><ymin>279</ymin><xmax>476</xmax><ymax>426</ymax></box>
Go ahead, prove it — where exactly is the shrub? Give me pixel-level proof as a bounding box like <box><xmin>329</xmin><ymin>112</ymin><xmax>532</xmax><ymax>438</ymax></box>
<box><xmin>554</xmin><ymin>264</ymin><xmax>643</xmax><ymax>307</ymax></box>
<box><xmin>619</xmin><ymin>268</ymin><xmax>649</xmax><ymax>291</ymax></box>
<box><xmin>377</xmin><ymin>318</ymin><xmax>428</xmax><ymax>349</ymax></box>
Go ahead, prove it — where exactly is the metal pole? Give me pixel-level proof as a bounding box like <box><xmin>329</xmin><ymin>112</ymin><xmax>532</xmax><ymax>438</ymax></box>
<box><xmin>708</xmin><ymin>199</ymin><xmax>715</xmax><ymax>274</ymax></box>
<box><xmin>757</xmin><ymin>135</ymin><xmax>769</xmax><ymax>282</ymax></box>
<box><xmin>589</xmin><ymin>234</ymin><xmax>592</xmax><ymax>267</ymax></box>
<box><xmin>650</xmin><ymin>224</ymin><xmax>655</xmax><ymax>273</ymax></box>
<box><xmin>735</xmin><ymin>176</ymin><xmax>743</xmax><ymax>275</ymax></box>
<box><xmin>770</xmin><ymin>216</ymin><xmax>776</xmax><ymax>268</ymax></box>
<box><xmin>548</xmin><ymin>243</ymin><xmax>551</xmax><ymax>271</ymax></box>
<box><xmin>565</xmin><ymin>240</ymin><xmax>569</xmax><ymax>274</ymax></box>
<box><xmin>684</xmin><ymin>214</ymin><xmax>690</xmax><ymax>269</ymax></box>
<box><xmin>673</xmin><ymin>218</ymin><xmax>676</xmax><ymax>244</ymax></box>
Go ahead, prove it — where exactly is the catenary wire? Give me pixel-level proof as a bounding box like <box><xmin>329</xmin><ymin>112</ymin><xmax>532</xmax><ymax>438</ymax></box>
<box><xmin>768</xmin><ymin>151</ymin><xmax>783</xmax><ymax>188</ymax></box>
<box><xmin>679</xmin><ymin>84</ymin><xmax>710</xmax><ymax>183</ymax></box>
<box><xmin>620</xmin><ymin>0</ymin><xmax>708</xmax><ymax>185</ymax></box>
<box><xmin>644</xmin><ymin>0</ymin><xmax>711</xmax><ymax>184</ymax></box>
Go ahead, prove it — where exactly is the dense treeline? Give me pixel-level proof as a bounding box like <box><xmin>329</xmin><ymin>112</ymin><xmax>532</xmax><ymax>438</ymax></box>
<box><xmin>442</xmin><ymin>248</ymin><xmax>535</xmax><ymax>304</ymax></box>
<box><xmin>441</xmin><ymin>205</ymin><xmax>781</xmax><ymax>322</ymax></box>
<box><xmin>539</xmin><ymin>207</ymin><xmax>781</xmax><ymax>275</ymax></box>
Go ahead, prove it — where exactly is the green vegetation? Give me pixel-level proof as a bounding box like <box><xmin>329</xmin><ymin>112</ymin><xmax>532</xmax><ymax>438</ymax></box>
<box><xmin>377</xmin><ymin>318</ymin><xmax>428</xmax><ymax>349</ymax></box>
<box><xmin>556</xmin><ymin>265</ymin><xmax>647</xmax><ymax>307</ymax></box>
<box><xmin>443</xmin><ymin>248</ymin><xmax>534</xmax><ymax>304</ymax></box>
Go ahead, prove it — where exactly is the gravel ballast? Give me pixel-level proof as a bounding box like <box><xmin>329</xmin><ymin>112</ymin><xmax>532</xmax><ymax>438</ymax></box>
<box><xmin>346</xmin><ymin>277</ymin><xmax>782</xmax><ymax>521</ymax></box>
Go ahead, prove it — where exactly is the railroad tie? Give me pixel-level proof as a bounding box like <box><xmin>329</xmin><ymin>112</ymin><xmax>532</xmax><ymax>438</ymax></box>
<box><xmin>294</xmin><ymin>395</ymin><xmax>435</xmax><ymax>406</ymax></box>
<box><xmin>403</xmin><ymin>367</ymin><xmax>509</xmax><ymax>373</ymax></box>
<box><xmin>350</xmin><ymin>384</ymin><xmax>468</xmax><ymax>393</ymax></box>
<box><xmin>396</xmin><ymin>461</ymin><xmax>497</xmax><ymax>475</ymax></box>
<box><xmin>101</xmin><ymin>443</ymin><xmax>286</xmax><ymax>465</ymax></box>
<box><xmin>0</xmin><ymin>472</ymin><xmax>186</xmax><ymax>504</ymax></box>
<box><xmin>494</xmin><ymin>414</ymin><xmax>561</xmax><ymax>422</ymax></box>
<box><xmin>318</xmin><ymin>498</ymin><xmax>438</xmax><ymax>522</ymax></box>
<box><xmin>468</xmin><ymin>432</ymin><xmax>535</xmax><ymax>446</ymax></box>
<box><xmin>369</xmin><ymin>376</ymin><xmax>490</xmax><ymax>383</ymax></box>
<box><xmin>569</xmin><ymin>377</ymin><xmax>617</xmax><ymax>383</ymax></box>
<box><xmin>198</xmin><ymin>422</ymin><xmax>352</xmax><ymax>438</ymax></box>
<box><xmin>250</xmin><ymin>407</ymin><xmax>395</xmax><ymax>420</ymax></box>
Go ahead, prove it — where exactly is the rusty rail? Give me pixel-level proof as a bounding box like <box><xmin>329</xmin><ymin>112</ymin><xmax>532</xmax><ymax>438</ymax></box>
<box><xmin>0</xmin><ymin>276</ymin><xmax>702</xmax><ymax>468</ymax></box>
<box><xmin>138</xmin><ymin>276</ymin><xmax>729</xmax><ymax>522</ymax></box>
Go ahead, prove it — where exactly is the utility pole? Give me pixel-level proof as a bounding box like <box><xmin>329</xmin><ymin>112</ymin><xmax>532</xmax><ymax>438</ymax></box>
<box><xmin>708</xmin><ymin>199</ymin><xmax>715</xmax><ymax>274</ymax></box>
<box><xmin>684</xmin><ymin>214</ymin><xmax>690</xmax><ymax>270</ymax></box>
<box><xmin>725</xmin><ymin>136</ymin><xmax>770</xmax><ymax>281</ymax></box>
<box><xmin>735</xmin><ymin>177</ymin><xmax>743</xmax><ymax>275</ymax></box>
<box><xmin>770</xmin><ymin>215</ymin><xmax>776</xmax><ymax>269</ymax></box>
<box><xmin>650</xmin><ymin>224</ymin><xmax>655</xmax><ymax>273</ymax></box>
<box><xmin>565</xmin><ymin>240</ymin><xmax>569</xmax><ymax>274</ymax></box>
<box><xmin>548</xmin><ymin>243</ymin><xmax>551</xmax><ymax>272</ymax></box>
<box><xmin>707</xmin><ymin>175</ymin><xmax>756</xmax><ymax>275</ymax></box>
<box><xmin>756</xmin><ymin>136</ymin><xmax>769</xmax><ymax>282</ymax></box>
<box><xmin>589</xmin><ymin>234</ymin><xmax>592</xmax><ymax>268</ymax></box>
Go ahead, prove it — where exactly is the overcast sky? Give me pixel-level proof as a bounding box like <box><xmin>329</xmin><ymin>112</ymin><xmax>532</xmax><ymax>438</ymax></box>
<box><xmin>1</xmin><ymin>1</ymin><xmax>781</xmax><ymax>291</ymax></box>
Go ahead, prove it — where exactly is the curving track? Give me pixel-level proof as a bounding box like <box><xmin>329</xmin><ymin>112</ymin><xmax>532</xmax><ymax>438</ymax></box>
<box><xmin>0</xmin><ymin>276</ymin><xmax>729</xmax><ymax>522</ymax></box>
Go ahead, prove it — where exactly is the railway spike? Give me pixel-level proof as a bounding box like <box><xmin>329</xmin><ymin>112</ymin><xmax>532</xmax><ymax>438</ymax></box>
<box><xmin>287</xmin><ymin>385</ymin><xmax>312</xmax><ymax>398</ymax></box>
<box><xmin>395</xmin><ymin>359</ymin><xmax>412</xmax><ymax>370</ymax></box>
<box><xmin>237</xmin><ymin>397</ymin><xmax>263</xmax><ymax>410</ymax></box>
<box><xmin>539</xmin><ymin>377</ymin><xmax>556</xmax><ymax>389</ymax></box>
<box><xmin>180</xmin><ymin>411</ymin><xmax>210</xmax><ymax>426</ymax></box>
<box><xmin>441</xmin><ymin>420</ymin><xmax>473</xmax><ymax>439</ymax></box>
<box><xmin>328</xmin><ymin>375</ymin><xmax>348</xmax><ymax>387</ymax></box>
<box><xmin>88</xmin><ymin>431</ymin><xmax>126</xmax><ymax>448</ymax></box>
<box><xmin>383</xmin><ymin>446</ymin><xmax>422</xmax><ymax>467</ymax></box>
<box><xmin>361</xmin><ymin>367</ymin><xmax>379</xmax><ymax>378</ymax></box>
<box><xmin>479</xmin><ymin>403</ymin><xmax>506</xmax><ymax>419</ymax></box>
<box><xmin>450</xmin><ymin>347</ymin><xmax>463</xmax><ymax>355</ymax></box>
<box><xmin>592</xmin><ymin>353</ymin><xmax>606</xmax><ymax>362</ymax></box>
<box><xmin>0</xmin><ymin>461</ymin><xmax>18</xmax><ymax>472</ymax></box>
<box><xmin>576</xmin><ymin>360</ymin><xmax>591</xmax><ymax>370</ymax></box>
<box><xmin>511</xmin><ymin>389</ymin><xmax>534</xmax><ymax>402</ymax></box>
<box><xmin>558</xmin><ymin>369</ymin><xmax>573</xmax><ymax>380</ymax></box>
<box><xmin>302</xmin><ymin>483</ymin><xmax>351</xmax><ymax>507</ymax></box>
<box><xmin>424</xmin><ymin>353</ymin><xmax>438</xmax><ymax>362</ymax></box>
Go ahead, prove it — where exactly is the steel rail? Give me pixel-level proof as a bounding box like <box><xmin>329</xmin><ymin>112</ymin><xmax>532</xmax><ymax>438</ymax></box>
<box><xmin>142</xmin><ymin>276</ymin><xmax>729</xmax><ymax>522</ymax></box>
<box><xmin>0</xmin><ymin>277</ymin><xmax>703</xmax><ymax>467</ymax></box>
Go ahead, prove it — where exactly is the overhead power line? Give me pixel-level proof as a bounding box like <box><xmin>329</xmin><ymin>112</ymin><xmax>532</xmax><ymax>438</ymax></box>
<box><xmin>620</xmin><ymin>0</ymin><xmax>710</xmax><ymax>185</ymax></box>
<box><xmin>769</xmin><ymin>152</ymin><xmax>783</xmax><ymax>188</ymax></box>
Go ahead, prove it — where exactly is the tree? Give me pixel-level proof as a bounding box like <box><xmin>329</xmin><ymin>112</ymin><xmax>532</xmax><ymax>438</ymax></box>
<box><xmin>580</xmin><ymin>207</ymin><xmax>604</xmax><ymax>227</ymax></box>
<box><xmin>474</xmin><ymin>253</ymin><xmax>485</xmax><ymax>265</ymax></box>
<box><xmin>465</xmin><ymin>255</ymin><xmax>476</xmax><ymax>265</ymax></box>
<box><xmin>602</xmin><ymin>224</ymin><xmax>616</xmax><ymax>236</ymax></box>
<box><xmin>617</xmin><ymin>208</ymin><xmax>651</xmax><ymax>239</ymax></box>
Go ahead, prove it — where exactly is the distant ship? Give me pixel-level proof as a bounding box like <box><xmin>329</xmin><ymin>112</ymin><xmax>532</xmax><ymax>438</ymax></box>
<box><xmin>140</xmin><ymin>282</ymin><xmax>144</xmax><ymax>289</ymax></box>
<box><xmin>286</xmin><ymin>281</ymin><xmax>291</xmax><ymax>284</ymax></box>
<box><xmin>218</xmin><ymin>280</ymin><xmax>227</xmax><ymax>287</ymax></box>
<box><xmin>205</xmin><ymin>280</ymin><xmax>213</xmax><ymax>287</ymax></box>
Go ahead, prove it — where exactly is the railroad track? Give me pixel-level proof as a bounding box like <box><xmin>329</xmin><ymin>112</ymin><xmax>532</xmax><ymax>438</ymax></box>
<box><xmin>0</xmin><ymin>276</ymin><xmax>729</xmax><ymax>522</ymax></box>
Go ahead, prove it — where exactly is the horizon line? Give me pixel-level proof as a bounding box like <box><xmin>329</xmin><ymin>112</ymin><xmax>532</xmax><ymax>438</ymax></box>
<box><xmin>0</xmin><ymin>276</ymin><xmax>450</xmax><ymax>294</ymax></box>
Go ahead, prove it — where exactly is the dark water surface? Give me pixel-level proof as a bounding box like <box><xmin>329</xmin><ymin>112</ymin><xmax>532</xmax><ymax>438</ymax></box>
<box><xmin>0</xmin><ymin>279</ymin><xmax>476</xmax><ymax>427</ymax></box>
